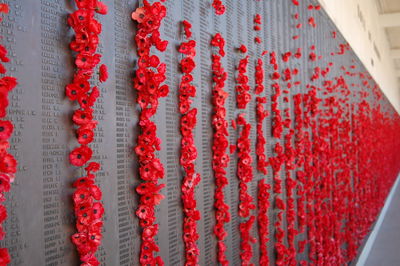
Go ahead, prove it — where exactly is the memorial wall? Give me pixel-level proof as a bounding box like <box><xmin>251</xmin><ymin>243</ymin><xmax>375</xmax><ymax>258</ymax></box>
<box><xmin>0</xmin><ymin>0</ymin><xmax>399</xmax><ymax>265</ymax></box>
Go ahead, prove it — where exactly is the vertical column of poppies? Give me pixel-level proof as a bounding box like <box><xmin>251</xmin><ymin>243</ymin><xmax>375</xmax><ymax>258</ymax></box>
<box><xmin>253</xmin><ymin>14</ymin><xmax>262</xmax><ymax>45</ymax></box>
<box><xmin>293</xmin><ymin>94</ymin><xmax>307</xmax><ymax>256</ymax></box>
<box><xmin>66</xmin><ymin>1</ymin><xmax>108</xmax><ymax>264</ymax></box>
<box><xmin>253</xmin><ymin>14</ymin><xmax>268</xmax><ymax>174</ymax></box>
<box><xmin>0</xmin><ymin>4</ymin><xmax>18</xmax><ymax>265</ymax></box>
<box><xmin>131</xmin><ymin>1</ymin><xmax>169</xmax><ymax>265</ymax></box>
<box><xmin>283</xmin><ymin>108</ymin><xmax>296</xmax><ymax>266</ymax></box>
<box><xmin>210</xmin><ymin>33</ymin><xmax>230</xmax><ymax>266</ymax></box>
<box><xmin>303</xmin><ymin>88</ymin><xmax>320</xmax><ymax>264</ymax></box>
<box><xmin>256</xmin><ymin>97</ymin><xmax>271</xmax><ymax>266</ymax></box>
<box><xmin>280</xmin><ymin>49</ymin><xmax>299</xmax><ymax>265</ymax></box>
<box><xmin>236</xmin><ymin>114</ymin><xmax>256</xmax><ymax>265</ymax></box>
<box><xmin>177</xmin><ymin>20</ymin><xmax>201</xmax><ymax>265</ymax></box>
<box><xmin>236</xmin><ymin>52</ymin><xmax>251</xmax><ymax>109</ymax></box>
<box><xmin>255</xmin><ymin>97</ymin><xmax>268</xmax><ymax>175</ymax></box>
<box><xmin>310</xmin><ymin>88</ymin><xmax>326</xmax><ymax>265</ymax></box>
<box><xmin>257</xmin><ymin>179</ymin><xmax>271</xmax><ymax>266</ymax></box>
<box><xmin>254</xmin><ymin>55</ymin><xmax>269</xmax><ymax>174</ymax></box>
<box><xmin>268</xmin><ymin>50</ymin><xmax>287</xmax><ymax>265</ymax></box>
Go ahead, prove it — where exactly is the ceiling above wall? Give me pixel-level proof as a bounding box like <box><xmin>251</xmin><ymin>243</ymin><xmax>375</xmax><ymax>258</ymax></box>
<box><xmin>377</xmin><ymin>0</ymin><xmax>400</xmax><ymax>79</ymax></box>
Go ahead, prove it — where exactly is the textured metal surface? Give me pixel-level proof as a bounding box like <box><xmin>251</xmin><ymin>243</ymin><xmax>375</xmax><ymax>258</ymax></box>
<box><xmin>0</xmin><ymin>0</ymin><xmax>396</xmax><ymax>265</ymax></box>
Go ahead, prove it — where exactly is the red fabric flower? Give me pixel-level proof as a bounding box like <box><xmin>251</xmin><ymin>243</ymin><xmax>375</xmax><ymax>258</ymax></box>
<box><xmin>0</xmin><ymin>120</ymin><xmax>13</xmax><ymax>141</ymax></box>
<box><xmin>0</xmin><ymin>154</ymin><xmax>16</xmax><ymax>174</ymax></box>
<box><xmin>180</xmin><ymin>57</ymin><xmax>195</xmax><ymax>73</ymax></box>
<box><xmin>182</xmin><ymin>20</ymin><xmax>192</xmax><ymax>38</ymax></box>
<box><xmin>212</xmin><ymin>0</ymin><xmax>225</xmax><ymax>15</ymax></box>
<box><xmin>0</xmin><ymin>248</ymin><xmax>10</xmax><ymax>265</ymax></box>
<box><xmin>95</xmin><ymin>1</ymin><xmax>108</xmax><ymax>15</ymax></box>
<box><xmin>72</xmin><ymin>109</ymin><xmax>93</xmax><ymax>125</ymax></box>
<box><xmin>99</xmin><ymin>64</ymin><xmax>108</xmax><ymax>82</ymax></box>
<box><xmin>77</xmin><ymin>128</ymin><xmax>94</xmax><ymax>145</ymax></box>
<box><xmin>239</xmin><ymin>44</ymin><xmax>247</xmax><ymax>53</ymax></box>
<box><xmin>211</xmin><ymin>33</ymin><xmax>225</xmax><ymax>56</ymax></box>
<box><xmin>69</xmin><ymin>145</ymin><xmax>93</xmax><ymax>167</ymax></box>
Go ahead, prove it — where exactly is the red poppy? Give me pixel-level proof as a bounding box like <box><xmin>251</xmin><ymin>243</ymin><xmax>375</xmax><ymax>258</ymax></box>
<box><xmin>87</xmin><ymin>229</ymin><xmax>102</xmax><ymax>247</ymax></box>
<box><xmin>0</xmin><ymin>205</ymin><xmax>7</xmax><ymax>224</ymax></box>
<box><xmin>308</xmin><ymin>17</ymin><xmax>316</xmax><ymax>27</ymax></box>
<box><xmin>179</xmin><ymin>40</ymin><xmax>196</xmax><ymax>57</ymax></box>
<box><xmin>85</xmin><ymin>162</ymin><xmax>100</xmax><ymax>172</ymax></box>
<box><xmin>0</xmin><ymin>45</ymin><xmax>9</xmax><ymax>63</ymax></box>
<box><xmin>0</xmin><ymin>154</ymin><xmax>16</xmax><ymax>174</ymax></box>
<box><xmin>69</xmin><ymin>145</ymin><xmax>93</xmax><ymax>166</ymax></box>
<box><xmin>136</xmin><ymin>204</ymin><xmax>154</xmax><ymax>220</ymax></box>
<box><xmin>81</xmin><ymin>254</ymin><xmax>100</xmax><ymax>266</ymax></box>
<box><xmin>239</xmin><ymin>45</ymin><xmax>247</xmax><ymax>53</ymax></box>
<box><xmin>75</xmin><ymin>53</ymin><xmax>101</xmax><ymax>70</ymax></box>
<box><xmin>0</xmin><ymin>4</ymin><xmax>9</xmax><ymax>14</ymax></box>
<box><xmin>0</xmin><ymin>120</ymin><xmax>12</xmax><ymax>141</ymax></box>
<box><xmin>182</xmin><ymin>20</ymin><xmax>192</xmax><ymax>38</ymax></box>
<box><xmin>99</xmin><ymin>64</ymin><xmax>108</xmax><ymax>82</ymax></box>
<box><xmin>72</xmin><ymin>109</ymin><xmax>93</xmax><ymax>125</ymax></box>
<box><xmin>211</xmin><ymin>33</ymin><xmax>225</xmax><ymax>56</ymax></box>
<box><xmin>89</xmin><ymin>184</ymin><xmax>102</xmax><ymax>200</ymax></box>
<box><xmin>73</xmin><ymin>188</ymin><xmax>92</xmax><ymax>205</ymax></box>
<box><xmin>180</xmin><ymin>57</ymin><xmax>195</xmax><ymax>73</ymax></box>
<box><xmin>0</xmin><ymin>248</ymin><xmax>10</xmax><ymax>265</ymax></box>
<box><xmin>78</xmin><ymin>87</ymin><xmax>100</xmax><ymax>109</ymax></box>
<box><xmin>77</xmin><ymin>128</ymin><xmax>94</xmax><ymax>145</ymax></box>
<box><xmin>95</xmin><ymin>1</ymin><xmax>108</xmax><ymax>15</ymax></box>
<box><xmin>73</xmin><ymin>177</ymin><xmax>95</xmax><ymax>188</ymax></box>
<box><xmin>0</xmin><ymin>174</ymin><xmax>10</xmax><ymax>192</ymax></box>
<box><xmin>0</xmin><ymin>76</ymin><xmax>17</xmax><ymax>94</ymax></box>
<box><xmin>212</xmin><ymin>0</ymin><xmax>225</xmax><ymax>15</ymax></box>
<box><xmin>66</xmin><ymin>83</ymin><xmax>85</xmax><ymax>101</ymax></box>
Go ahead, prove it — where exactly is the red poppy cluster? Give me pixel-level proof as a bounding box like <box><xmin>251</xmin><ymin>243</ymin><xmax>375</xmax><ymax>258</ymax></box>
<box><xmin>236</xmin><ymin>54</ymin><xmax>251</xmax><ymax>109</ymax></box>
<box><xmin>255</xmin><ymin>97</ymin><xmax>269</xmax><ymax>174</ymax></box>
<box><xmin>257</xmin><ymin>179</ymin><xmax>271</xmax><ymax>266</ymax></box>
<box><xmin>267</xmin><ymin>48</ymin><xmax>289</xmax><ymax>264</ymax></box>
<box><xmin>178</xmin><ymin>20</ymin><xmax>201</xmax><ymax>265</ymax></box>
<box><xmin>293</xmin><ymin>94</ymin><xmax>306</xmax><ymax>234</ymax></box>
<box><xmin>283</xmin><ymin>111</ymin><xmax>297</xmax><ymax>265</ymax></box>
<box><xmin>236</xmin><ymin>114</ymin><xmax>256</xmax><ymax>265</ymax></box>
<box><xmin>271</xmin><ymin>144</ymin><xmax>286</xmax><ymax>266</ymax></box>
<box><xmin>212</xmin><ymin>0</ymin><xmax>226</xmax><ymax>15</ymax></box>
<box><xmin>271</xmin><ymin>84</ymin><xmax>282</xmax><ymax>139</ymax></box>
<box><xmin>0</xmin><ymin>5</ymin><xmax>17</xmax><ymax>265</ymax></box>
<box><xmin>254</xmin><ymin>58</ymin><xmax>264</xmax><ymax>94</ymax></box>
<box><xmin>66</xmin><ymin>1</ymin><xmax>108</xmax><ymax>264</ymax></box>
<box><xmin>131</xmin><ymin>1</ymin><xmax>169</xmax><ymax>265</ymax></box>
<box><xmin>254</xmin><ymin>14</ymin><xmax>262</xmax><ymax>43</ymax></box>
<box><xmin>1</xmin><ymin>1</ymin><xmax>400</xmax><ymax>266</ymax></box>
<box><xmin>210</xmin><ymin>33</ymin><xmax>230</xmax><ymax>266</ymax></box>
